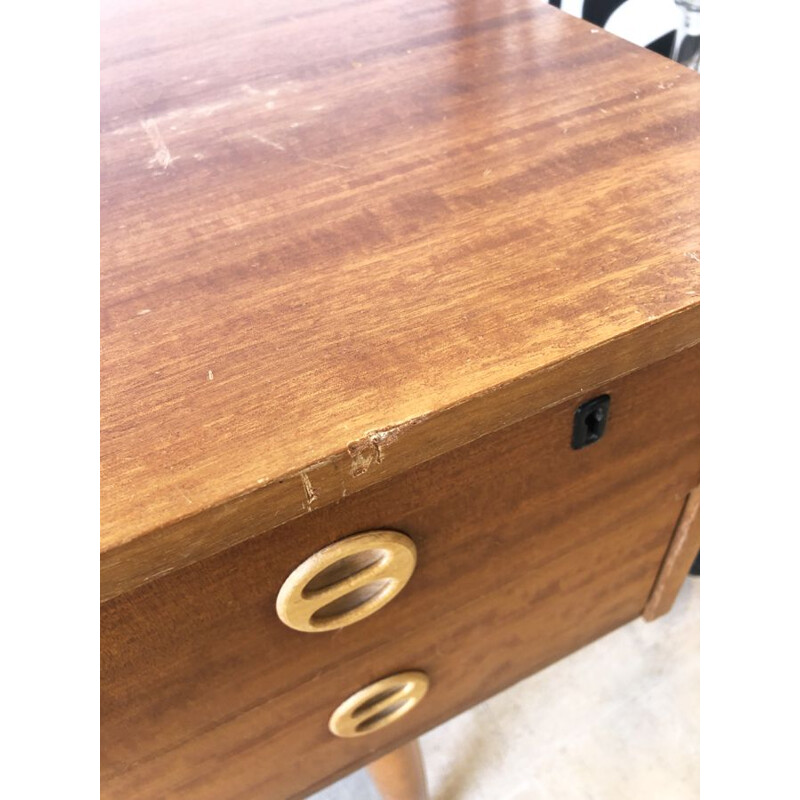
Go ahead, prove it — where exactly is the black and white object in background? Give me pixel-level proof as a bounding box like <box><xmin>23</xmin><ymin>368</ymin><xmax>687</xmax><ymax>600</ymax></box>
<box><xmin>549</xmin><ymin>0</ymin><xmax>700</xmax><ymax>70</ymax></box>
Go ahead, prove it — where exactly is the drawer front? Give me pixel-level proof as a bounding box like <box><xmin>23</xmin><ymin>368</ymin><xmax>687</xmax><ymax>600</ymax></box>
<box><xmin>101</xmin><ymin>346</ymin><xmax>699</xmax><ymax>799</ymax></box>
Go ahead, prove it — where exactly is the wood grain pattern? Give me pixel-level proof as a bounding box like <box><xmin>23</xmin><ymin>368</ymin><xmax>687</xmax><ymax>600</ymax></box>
<box><xmin>101</xmin><ymin>346</ymin><xmax>699</xmax><ymax>800</ymax></box>
<box><xmin>100</xmin><ymin>0</ymin><xmax>700</xmax><ymax>600</ymax></box>
<box><xmin>367</xmin><ymin>739</ymin><xmax>429</xmax><ymax>800</ymax></box>
<box><xmin>643</xmin><ymin>485</ymin><xmax>700</xmax><ymax>621</ymax></box>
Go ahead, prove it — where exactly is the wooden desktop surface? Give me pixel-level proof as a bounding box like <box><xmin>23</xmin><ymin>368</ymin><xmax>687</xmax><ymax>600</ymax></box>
<box><xmin>100</xmin><ymin>0</ymin><xmax>699</xmax><ymax>600</ymax></box>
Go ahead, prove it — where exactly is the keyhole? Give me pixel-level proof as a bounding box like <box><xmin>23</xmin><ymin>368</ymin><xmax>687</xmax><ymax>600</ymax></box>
<box><xmin>571</xmin><ymin>395</ymin><xmax>611</xmax><ymax>449</ymax></box>
<box><xmin>586</xmin><ymin>407</ymin><xmax>604</xmax><ymax>440</ymax></box>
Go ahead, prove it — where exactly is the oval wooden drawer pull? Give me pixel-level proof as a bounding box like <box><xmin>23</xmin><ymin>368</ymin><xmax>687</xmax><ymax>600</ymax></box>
<box><xmin>275</xmin><ymin>530</ymin><xmax>417</xmax><ymax>632</ymax></box>
<box><xmin>329</xmin><ymin>671</ymin><xmax>430</xmax><ymax>738</ymax></box>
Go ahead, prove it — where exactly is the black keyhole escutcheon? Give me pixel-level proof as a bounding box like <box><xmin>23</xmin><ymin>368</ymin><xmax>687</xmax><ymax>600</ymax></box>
<box><xmin>571</xmin><ymin>395</ymin><xmax>611</xmax><ymax>450</ymax></box>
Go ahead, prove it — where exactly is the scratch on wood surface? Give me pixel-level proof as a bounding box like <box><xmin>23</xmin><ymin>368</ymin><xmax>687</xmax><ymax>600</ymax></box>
<box><xmin>207</xmin><ymin>370</ymin><xmax>214</xmax><ymax>381</ymax></box>
<box><xmin>242</xmin><ymin>84</ymin><xmax>282</xmax><ymax>98</ymax></box>
<box><xmin>300</xmin><ymin>471</ymin><xmax>318</xmax><ymax>509</ymax></box>
<box><xmin>249</xmin><ymin>134</ymin><xmax>345</xmax><ymax>170</ymax></box>
<box><xmin>252</xmin><ymin>134</ymin><xmax>285</xmax><ymax>151</ymax></box>
<box><xmin>111</xmin><ymin>99</ymin><xmax>233</xmax><ymax>137</ymax></box>
<box><xmin>136</xmin><ymin>308</ymin><xmax>151</xmax><ymax>316</ymax></box>
<box><xmin>141</xmin><ymin>119</ymin><xmax>176</xmax><ymax>169</ymax></box>
<box><xmin>251</xmin><ymin>130</ymin><xmax>348</xmax><ymax>169</ymax></box>
<box><xmin>684</xmin><ymin>251</ymin><xmax>700</xmax><ymax>262</ymax></box>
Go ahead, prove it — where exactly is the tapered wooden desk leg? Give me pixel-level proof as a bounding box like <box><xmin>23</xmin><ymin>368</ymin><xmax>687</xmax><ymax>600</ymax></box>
<box><xmin>366</xmin><ymin>739</ymin><xmax>429</xmax><ymax>800</ymax></box>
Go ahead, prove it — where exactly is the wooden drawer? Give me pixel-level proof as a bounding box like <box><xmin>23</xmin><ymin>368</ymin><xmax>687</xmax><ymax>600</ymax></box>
<box><xmin>101</xmin><ymin>345</ymin><xmax>699</xmax><ymax>799</ymax></box>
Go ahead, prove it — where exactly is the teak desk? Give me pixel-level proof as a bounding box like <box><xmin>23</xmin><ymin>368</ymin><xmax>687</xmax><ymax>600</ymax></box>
<box><xmin>100</xmin><ymin>1</ymin><xmax>700</xmax><ymax>797</ymax></box>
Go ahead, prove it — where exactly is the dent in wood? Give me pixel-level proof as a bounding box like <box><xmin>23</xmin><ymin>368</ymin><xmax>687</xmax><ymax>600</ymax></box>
<box><xmin>347</xmin><ymin>424</ymin><xmax>407</xmax><ymax>477</ymax></box>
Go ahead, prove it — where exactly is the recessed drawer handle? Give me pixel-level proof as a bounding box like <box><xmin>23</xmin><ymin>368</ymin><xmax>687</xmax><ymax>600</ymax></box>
<box><xmin>329</xmin><ymin>671</ymin><xmax>430</xmax><ymax>738</ymax></box>
<box><xmin>275</xmin><ymin>530</ymin><xmax>417</xmax><ymax>632</ymax></box>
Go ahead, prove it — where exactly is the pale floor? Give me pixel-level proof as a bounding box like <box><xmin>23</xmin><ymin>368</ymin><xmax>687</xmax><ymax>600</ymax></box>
<box><xmin>309</xmin><ymin>577</ymin><xmax>699</xmax><ymax>800</ymax></box>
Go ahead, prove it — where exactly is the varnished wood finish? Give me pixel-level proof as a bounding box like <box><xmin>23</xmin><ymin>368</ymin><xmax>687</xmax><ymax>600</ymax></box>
<box><xmin>367</xmin><ymin>739</ymin><xmax>429</xmax><ymax>800</ymax></box>
<box><xmin>100</xmin><ymin>0</ymin><xmax>700</xmax><ymax>600</ymax></box>
<box><xmin>643</xmin><ymin>486</ymin><xmax>700</xmax><ymax>621</ymax></box>
<box><xmin>100</xmin><ymin>347</ymin><xmax>699</xmax><ymax>800</ymax></box>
